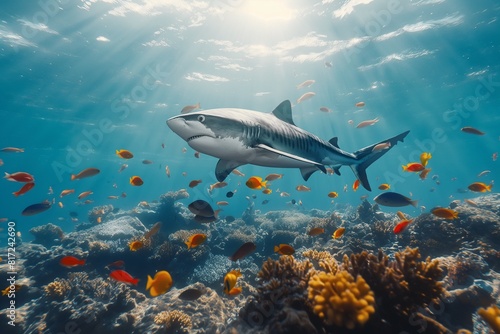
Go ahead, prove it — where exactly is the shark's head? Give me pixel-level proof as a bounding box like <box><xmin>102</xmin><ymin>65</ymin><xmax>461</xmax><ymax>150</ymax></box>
<box><xmin>166</xmin><ymin>109</ymin><xmax>253</xmax><ymax>159</ymax></box>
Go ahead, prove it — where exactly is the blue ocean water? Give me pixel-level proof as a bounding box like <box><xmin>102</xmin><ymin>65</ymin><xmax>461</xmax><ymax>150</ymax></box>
<box><xmin>0</xmin><ymin>0</ymin><xmax>498</xmax><ymax>242</ymax></box>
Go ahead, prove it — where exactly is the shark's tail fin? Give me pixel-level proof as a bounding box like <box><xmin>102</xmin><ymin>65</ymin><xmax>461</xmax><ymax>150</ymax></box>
<box><xmin>350</xmin><ymin>130</ymin><xmax>410</xmax><ymax>191</ymax></box>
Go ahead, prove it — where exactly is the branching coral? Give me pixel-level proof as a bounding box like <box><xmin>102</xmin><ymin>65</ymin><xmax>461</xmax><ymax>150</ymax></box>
<box><xmin>303</xmin><ymin>250</ymin><xmax>338</xmax><ymax>274</ymax></box>
<box><xmin>308</xmin><ymin>270</ymin><xmax>375</xmax><ymax>329</ymax></box>
<box><xmin>44</xmin><ymin>279</ymin><xmax>71</xmax><ymax>299</ymax></box>
<box><xmin>258</xmin><ymin>256</ymin><xmax>313</xmax><ymax>291</ymax></box>
<box><xmin>154</xmin><ymin>310</ymin><xmax>192</xmax><ymax>332</ymax></box>
<box><xmin>478</xmin><ymin>304</ymin><xmax>500</xmax><ymax>334</ymax></box>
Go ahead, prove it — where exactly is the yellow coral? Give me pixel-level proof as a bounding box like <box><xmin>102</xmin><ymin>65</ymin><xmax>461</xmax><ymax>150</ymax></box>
<box><xmin>154</xmin><ymin>310</ymin><xmax>192</xmax><ymax>332</ymax></box>
<box><xmin>303</xmin><ymin>249</ymin><xmax>338</xmax><ymax>274</ymax></box>
<box><xmin>478</xmin><ymin>304</ymin><xmax>500</xmax><ymax>334</ymax></box>
<box><xmin>44</xmin><ymin>279</ymin><xmax>71</xmax><ymax>299</ymax></box>
<box><xmin>308</xmin><ymin>270</ymin><xmax>375</xmax><ymax>329</ymax></box>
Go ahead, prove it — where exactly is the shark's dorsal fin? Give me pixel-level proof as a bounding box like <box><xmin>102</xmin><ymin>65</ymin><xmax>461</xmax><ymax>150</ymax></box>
<box><xmin>328</xmin><ymin>137</ymin><xmax>339</xmax><ymax>148</ymax></box>
<box><xmin>215</xmin><ymin>159</ymin><xmax>245</xmax><ymax>182</ymax></box>
<box><xmin>271</xmin><ymin>100</ymin><xmax>295</xmax><ymax>126</ymax></box>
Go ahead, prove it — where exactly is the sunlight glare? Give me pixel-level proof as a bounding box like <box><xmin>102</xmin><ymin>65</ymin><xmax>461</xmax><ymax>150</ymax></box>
<box><xmin>240</xmin><ymin>0</ymin><xmax>296</xmax><ymax>22</ymax></box>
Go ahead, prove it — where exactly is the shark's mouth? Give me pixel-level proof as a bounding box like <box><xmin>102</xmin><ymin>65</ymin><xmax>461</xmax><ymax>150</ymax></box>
<box><xmin>187</xmin><ymin>134</ymin><xmax>209</xmax><ymax>142</ymax></box>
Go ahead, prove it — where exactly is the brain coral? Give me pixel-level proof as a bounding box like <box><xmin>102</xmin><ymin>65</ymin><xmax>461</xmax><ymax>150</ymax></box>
<box><xmin>308</xmin><ymin>270</ymin><xmax>375</xmax><ymax>329</ymax></box>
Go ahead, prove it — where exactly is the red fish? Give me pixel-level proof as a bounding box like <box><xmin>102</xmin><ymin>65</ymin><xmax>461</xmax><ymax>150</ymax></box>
<box><xmin>393</xmin><ymin>219</ymin><xmax>413</xmax><ymax>234</ymax></box>
<box><xmin>352</xmin><ymin>179</ymin><xmax>360</xmax><ymax>192</ymax></box>
<box><xmin>13</xmin><ymin>182</ymin><xmax>35</xmax><ymax>196</ymax></box>
<box><xmin>105</xmin><ymin>260</ymin><xmax>125</xmax><ymax>269</ymax></box>
<box><xmin>4</xmin><ymin>172</ymin><xmax>34</xmax><ymax>183</ymax></box>
<box><xmin>109</xmin><ymin>270</ymin><xmax>139</xmax><ymax>285</ymax></box>
<box><xmin>60</xmin><ymin>256</ymin><xmax>86</xmax><ymax>268</ymax></box>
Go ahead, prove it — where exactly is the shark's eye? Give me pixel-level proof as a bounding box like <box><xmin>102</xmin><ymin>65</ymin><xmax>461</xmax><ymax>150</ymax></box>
<box><xmin>197</xmin><ymin>115</ymin><xmax>205</xmax><ymax>122</ymax></box>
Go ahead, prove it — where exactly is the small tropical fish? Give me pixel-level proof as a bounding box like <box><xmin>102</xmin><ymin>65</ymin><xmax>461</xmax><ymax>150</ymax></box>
<box><xmin>493</xmin><ymin>152</ymin><xmax>498</xmax><ymax>161</ymax></box>
<box><xmin>181</xmin><ymin>102</ymin><xmax>200</xmax><ymax>114</ymax></box>
<box><xmin>372</xmin><ymin>142</ymin><xmax>391</xmax><ymax>152</ymax></box>
<box><xmin>378</xmin><ymin>183</ymin><xmax>390</xmax><ymax>191</ymax></box>
<box><xmin>97</xmin><ymin>217</ymin><xmax>102</xmax><ymax>223</ymax></box>
<box><xmin>274</xmin><ymin>244</ymin><xmax>295</xmax><ymax>255</ymax></box>
<box><xmin>280</xmin><ymin>192</ymin><xmax>290</xmax><ymax>197</ymax></box>
<box><xmin>142</xmin><ymin>159</ymin><xmax>153</xmax><ymax>164</ymax></box>
<box><xmin>328</xmin><ymin>191</ymin><xmax>338</xmax><ymax>198</ymax></box>
<box><xmin>332</xmin><ymin>227</ymin><xmax>345</xmax><ymax>239</ymax></box>
<box><xmin>297</xmin><ymin>92</ymin><xmax>315</xmax><ymax>104</ymax></box>
<box><xmin>189</xmin><ymin>179</ymin><xmax>202</xmax><ymax>188</ymax></box>
<box><xmin>226</xmin><ymin>191</ymin><xmax>234</xmax><ymax>198</ymax></box>
<box><xmin>13</xmin><ymin>182</ymin><xmax>35</xmax><ymax>196</ymax></box>
<box><xmin>265</xmin><ymin>173</ymin><xmax>283</xmax><ymax>181</ymax></box>
<box><xmin>232</xmin><ymin>169</ymin><xmax>245</xmax><ymax>176</ymax></box>
<box><xmin>77</xmin><ymin>190</ymin><xmax>93</xmax><ymax>199</ymax></box>
<box><xmin>188</xmin><ymin>200</ymin><xmax>218</xmax><ymax>218</ymax></box>
<box><xmin>374</xmin><ymin>192</ymin><xmax>418</xmax><ymax>207</ymax></box>
<box><xmin>60</xmin><ymin>189</ymin><xmax>75</xmax><ymax>197</ymax></box>
<box><xmin>194</xmin><ymin>151</ymin><xmax>200</xmax><ymax>158</ymax></box>
<box><xmin>143</xmin><ymin>222</ymin><xmax>162</xmax><ymax>240</ymax></box>
<box><xmin>296</xmin><ymin>185</ymin><xmax>311</xmax><ymax>192</ymax></box>
<box><xmin>325</xmin><ymin>61</ymin><xmax>332</xmax><ymax>68</ymax></box>
<box><xmin>355</xmin><ymin>101</ymin><xmax>365</xmax><ymax>107</ymax></box>
<box><xmin>22</xmin><ymin>200</ymin><xmax>52</xmax><ymax>216</ymax></box>
<box><xmin>246</xmin><ymin>177</ymin><xmax>267</xmax><ymax>190</ymax></box>
<box><xmin>110</xmin><ymin>269</ymin><xmax>139</xmax><ymax>286</ymax></box>
<box><xmin>308</xmin><ymin>227</ymin><xmax>325</xmax><ymax>236</ymax></box>
<box><xmin>396</xmin><ymin>211</ymin><xmax>407</xmax><ymax>220</ymax></box>
<box><xmin>4</xmin><ymin>172</ymin><xmax>34</xmax><ymax>183</ymax></box>
<box><xmin>209</xmin><ymin>181</ymin><xmax>228</xmax><ymax>192</ymax></box>
<box><xmin>165</xmin><ymin>165</ymin><xmax>171</xmax><ymax>178</ymax></box>
<box><xmin>129</xmin><ymin>176</ymin><xmax>144</xmax><ymax>186</ymax></box>
<box><xmin>402</xmin><ymin>163</ymin><xmax>425</xmax><ymax>172</ymax></box>
<box><xmin>464</xmin><ymin>199</ymin><xmax>478</xmax><ymax>207</ymax></box>
<box><xmin>116</xmin><ymin>149</ymin><xmax>134</xmax><ymax>159</ymax></box>
<box><xmin>60</xmin><ymin>256</ymin><xmax>85</xmax><ymax>268</ymax></box>
<box><xmin>1</xmin><ymin>285</ymin><xmax>21</xmax><ymax>296</ymax></box>
<box><xmin>229</xmin><ymin>242</ymin><xmax>256</xmax><ymax>261</ymax></box>
<box><xmin>121</xmin><ymin>192</ymin><xmax>127</xmax><ymax>198</ymax></box>
<box><xmin>461</xmin><ymin>126</ymin><xmax>485</xmax><ymax>135</ymax></box>
<box><xmin>58</xmin><ymin>202</ymin><xmax>64</xmax><ymax>208</ymax></box>
<box><xmin>296</xmin><ymin>79</ymin><xmax>315</xmax><ymax>89</ymax></box>
<box><xmin>352</xmin><ymin>179</ymin><xmax>360</xmax><ymax>192</ymax></box>
<box><xmin>108</xmin><ymin>195</ymin><xmax>119</xmax><ymax>199</ymax></box>
<box><xmin>319</xmin><ymin>106</ymin><xmax>332</xmax><ymax>113</ymax></box>
<box><xmin>468</xmin><ymin>182</ymin><xmax>492</xmax><ymax>192</ymax></box>
<box><xmin>356</xmin><ymin>117</ymin><xmax>379</xmax><ymax>128</ymax></box>
<box><xmin>71</xmin><ymin>167</ymin><xmax>100</xmax><ymax>181</ymax></box>
<box><xmin>420</xmin><ymin>152</ymin><xmax>432</xmax><ymax>167</ymax></box>
<box><xmin>419</xmin><ymin>168</ymin><xmax>432</xmax><ymax>180</ymax></box>
<box><xmin>477</xmin><ymin>170</ymin><xmax>491</xmax><ymax>177</ymax></box>
<box><xmin>129</xmin><ymin>240</ymin><xmax>144</xmax><ymax>251</ymax></box>
<box><xmin>262</xmin><ymin>189</ymin><xmax>272</xmax><ymax>195</ymax></box>
<box><xmin>105</xmin><ymin>260</ymin><xmax>125</xmax><ymax>269</ymax></box>
<box><xmin>185</xmin><ymin>233</ymin><xmax>207</xmax><ymax>249</ymax></box>
<box><xmin>178</xmin><ymin>288</ymin><xmax>203</xmax><ymax>301</ymax></box>
<box><xmin>431</xmin><ymin>208</ymin><xmax>459</xmax><ymax>220</ymax></box>
<box><xmin>393</xmin><ymin>219</ymin><xmax>413</xmax><ymax>234</ymax></box>
<box><xmin>217</xmin><ymin>201</ymin><xmax>229</xmax><ymax>206</ymax></box>
<box><xmin>223</xmin><ymin>269</ymin><xmax>242</xmax><ymax>295</ymax></box>
<box><xmin>146</xmin><ymin>270</ymin><xmax>173</xmax><ymax>297</ymax></box>
<box><xmin>1</xmin><ymin>147</ymin><xmax>24</xmax><ymax>153</ymax></box>
<box><xmin>118</xmin><ymin>164</ymin><xmax>128</xmax><ymax>173</ymax></box>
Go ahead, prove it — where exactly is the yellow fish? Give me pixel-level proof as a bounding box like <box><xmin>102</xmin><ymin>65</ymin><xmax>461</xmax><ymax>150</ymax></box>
<box><xmin>223</xmin><ymin>269</ymin><xmax>242</xmax><ymax>295</ymax></box>
<box><xmin>327</xmin><ymin>191</ymin><xmax>338</xmax><ymax>198</ymax></box>
<box><xmin>146</xmin><ymin>270</ymin><xmax>173</xmax><ymax>297</ymax></box>
<box><xmin>185</xmin><ymin>234</ymin><xmax>207</xmax><ymax>249</ymax></box>
<box><xmin>332</xmin><ymin>227</ymin><xmax>346</xmax><ymax>239</ymax></box>
<box><xmin>420</xmin><ymin>152</ymin><xmax>432</xmax><ymax>167</ymax></box>
<box><xmin>129</xmin><ymin>240</ymin><xmax>144</xmax><ymax>251</ymax></box>
<box><xmin>378</xmin><ymin>184</ymin><xmax>390</xmax><ymax>190</ymax></box>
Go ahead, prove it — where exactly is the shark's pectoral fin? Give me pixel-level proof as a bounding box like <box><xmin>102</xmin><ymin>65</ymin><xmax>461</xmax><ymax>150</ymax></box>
<box><xmin>255</xmin><ymin>144</ymin><xmax>326</xmax><ymax>179</ymax></box>
<box><xmin>215</xmin><ymin>159</ymin><xmax>245</xmax><ymax>182</ymax></box>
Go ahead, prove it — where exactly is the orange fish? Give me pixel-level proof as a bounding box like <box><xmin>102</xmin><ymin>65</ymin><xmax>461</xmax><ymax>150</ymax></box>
<box><xmin>393</xmin><ymin>219</ymin><xmax>413</xmax><ymax>234</ymax></box>
<box><xmin>110</xmin><ymin>269</ymin><xmax>139</xmax><ymax>285</ymax></box>
<box><xmin>130</xmin><ymin>176</ymin><xmax>144</xmax><ymax>186</ymax></box>
<box><xmin>274</xmin><ymin>244</ymin><xmax>295</xmax><ymax>255</ymax></box>
<box><xmin>355</xmin><ymin>101</ymin><xmax>365</xmax><ymax>107</ymax></box>
<box><xmin>223</xmin><ymin>269</ymin><xmax>242</xmax><ymax>295</ymax></box>
<box><xmin>402</xmin><ymin>163</ymin><xmax>425</xmax><ymax>172</ymax></box>
<box><xmin>71</xmin><ymin>168</ymin><xmax>100</xmax><ymax>181</ymax></box>
<box><xmin>431</xmin><ymin>208</ymin><xmax>459</xmax><ymax>220</ymax></box>
<box><xmin>332</xmin><ymin>227</ymin><xmax>346</xmax><ymax>239</ymax></box>
<box><xmin>356</xmin><ymin>118</ymin><xmax>379</xmax><ymax>128</ymax></box>
<box><xmin>308</xmin><ymin>227</ymin><xmax>325</xmax><ymax>236</ymax></box>
<box><xmin>60</xmin><ymin>189</ymin><xmax>75</xmax><ymax>197</ymax></box>
<box><xmin>129</xmin><ymin>240</ymin><xmax>144</xmax><ymax>251</ymax></box>
<box><xmin>464</xmin><ymin>199</ymin><xmax>478</xmax><ymax>207</ymax></box>
<box><xmin>372</xmin><ymin>142</ymin><xmax>391</xmax><ymax>152</ymax></box>
<box><xmin>116</xmin><ymin>149</ymin><xmax>134</xmax><ymax>159</ymax></box>
<box><xmin>328</xmin><ymin>191</ymin><xmax>338</xmax><ymax>198</ymax></box>
<box><xmin>4</xmin><ymin>172</ymin><xmax>34</xmax><ymax>183</ymax></box>
<box><xmin>216</xmin><ymin>201</ymin><xmax>229</xmax><ymax>206</ymax></box>
<box><xmin>78</xmin><ymin>190</ymin><xmax>93</xmax><ymax>199</ymax></box>
<box><xmin>189</xmin><ymin>179</ymin><xmax>202</xmax><ymax>188</ymax></box>
<box><xmin>352</xmin><ymin>179</ymin><xmax>360</xmax><ymax>192</ymax></box>
<box><xmin>226</xmin><ymin>287</ymin><xmax>242</xmax><ymax>296</ymax></box>
<box><xmin>246</xmin><ymin>177</ymin><xmax>267</xmax><ymax>190</ymax></box>
<box><xmin>262</xmin><ymin>189</ymin><xmax>272</xmax><ymax>195</ymax></box>
<box><xmin>468</xmin><ymin>182</ymin><xmax>492</xmax><ymax>192</ymax></box>
<box><xmin>60</xmin><ymin>256</ymin><xmax>85</xmax><ymax>268</ymax></box>
<box><xmin>420</xmin><ymin>152</ymin><xmax>432</xmax><ymax>167</ymax></box>
<box><xmin>378</xmin><ymin>183</ymin><xmax>390</xmax><ymax>190</ymax></box>
<box><xmin>265</xmin><ymin>173</ymin><xmax>283</xmax><ymax>181</ymax></box>
<box><xmin>396</xmin><ymin>211</ymin><xmax>407</xmax><ymax>220</ymax></box>
<box><xmin>232</xmin><ymin>169</ymin><xmax>245</xmax><ymax>177</ymax></box>
<box><xmin>296</xmin><ymin>185</ymin><xmax>311</xmax><ymax>192</ymax></box>
<box><xmin>419</xmin><ymin>168</ymin><xmax>431</xmax><ymax>180</ymax></box>
<box><xmin>209</xmin><ymin>181</ymin><xmax>228</xmax><ymax>192</ymax></box>
<box><xmin>13</xmin><ymin>182</ymin><xmax>35</xmax><ymax>196</ymax></box>
<box><xmin>185</xmin><ymin>233</ymin><xmax>207</xmax><ymax>249</ymax></box>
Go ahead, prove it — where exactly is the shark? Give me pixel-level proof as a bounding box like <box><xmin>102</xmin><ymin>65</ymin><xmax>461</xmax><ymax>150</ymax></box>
<box><xmin>166</xmin><ymin>100</ymin><xmax>409</xmax><ymax>191</ymax></box>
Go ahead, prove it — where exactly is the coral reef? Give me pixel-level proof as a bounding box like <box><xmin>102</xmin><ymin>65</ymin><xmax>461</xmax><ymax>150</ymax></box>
<box><xmin>302</xmin><ymin>249</ymin><xmax>338</xmax><ymax>274</ymax></box>
<box><xmin>478</xmin><ymin>304</ymin><xmax>500</xmax><ymax>334</ymax></box>
<box><xmin>44</xmin><ymin>279</ymin><xmax>71</xmax><ymax>300</ymax></box>
<box><xmin>308</xmin><ymin>270</ymin><xmax>375</xmax><ymax>329</ymax></box>
<box><xmin>29</xmin><ymin>223</ymin><xmax>64</xmax><ymax>247</ymax></box>
<box><xmin>154</xmin><ymin>310</ymin><xmax>192</xmax><ymax>332</ymax></box>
